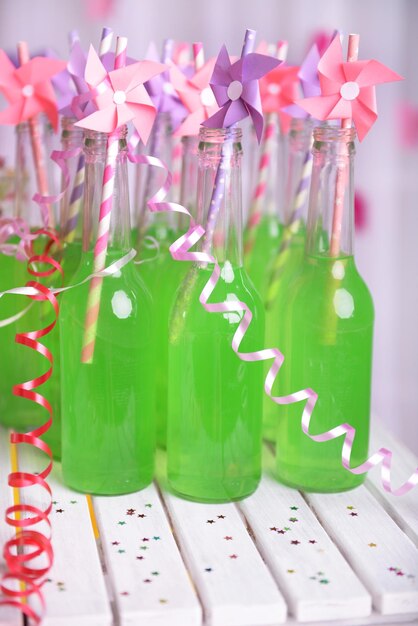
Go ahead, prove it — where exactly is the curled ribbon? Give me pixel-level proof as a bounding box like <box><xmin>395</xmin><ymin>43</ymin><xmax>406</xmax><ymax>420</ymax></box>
<box><xmin>0</xmin><ymin>229</ymin><xmax>61</xmax><ymax>624</ymax></box>
<box><xmin>128</xmin><ymin>131</ymin><xmax>418</xmax><ymax>497</ymax></box>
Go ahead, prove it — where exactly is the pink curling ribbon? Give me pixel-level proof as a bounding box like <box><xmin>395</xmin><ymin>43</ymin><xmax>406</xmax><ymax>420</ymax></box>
<box><xmin>128</xmin><ymin>129</ymin><xmax>418</xmax><ymax>497</ymax></box>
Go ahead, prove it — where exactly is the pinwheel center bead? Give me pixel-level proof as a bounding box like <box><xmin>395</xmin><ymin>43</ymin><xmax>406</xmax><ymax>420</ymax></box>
<box><xmin>113</xmin><ymin>90</ymin><xmax>127</xmax><ymax>105</ymax></box>
<box><xmin>268</xmin><ymin>83</ymin><xmax>281</xmax><ymax>95</ymax></box>
<box><xmin>22</xmin><ymin>84</ymin><xmax>34</xmax><ymax>98</ymax></box>
<box><xmin>340</xmin><ymin>81</ymin><xmax>360</xmax><ymax>101</ymax></box>
<box><xmin>227</xmin><ymin>80</ymin><xmax>243</xmax><ymax>101</ymax></box>
<box><xmin>201</xmin><ymin>87</ymin><xmax>215</xmax><ymax>107</ymax></box>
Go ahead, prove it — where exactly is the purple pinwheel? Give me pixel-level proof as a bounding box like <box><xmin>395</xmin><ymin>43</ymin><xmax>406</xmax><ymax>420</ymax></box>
<box><xmin>144</xmin><ymin>41</ymin><xmax>187</xmax><ymax>131</ymax></box>
<box><xmin>284</xmin><ymin>43</ymin><xmax>321</xmax><ymax>119</ymax></box>
<box><xmin>202</xmin><ymin>45</ymin><xmax>280</xmax><ymax>142</ymax></box>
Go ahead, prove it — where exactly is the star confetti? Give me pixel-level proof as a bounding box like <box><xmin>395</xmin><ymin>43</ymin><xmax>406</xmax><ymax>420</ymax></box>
<box><xmin>136</xmin><ymin>556</ymin><xmax>145</xmax><ymax>560</ymax></box>
<box><xmin>205</xmin><ymin>567</ymin><xmax>213</xmax><ymax>572</ymax></box>
<box><xmin>368</xmin><ymin>543</ymin><xmax>377</xmax><ymax>548</ymax></box>
<box><xmin>145</xmin><ymin>503</ymin><xmax>153</xmax><ymax>508</ymax></box>
<box><xmin>309</xmin><ymin>540</ymin><xmax>317</xmax><ymax>544</ymax></box>
<box><xmin>126</xmin><ymin>508</ymin><xmax>135</xmax><ymax>515</ymax></box>
<box><xmin>224</xmin><ymin>536</ymin><xmax>233</xmax><ymax>541</ymax></box>
<box><xmin>117</xmin><ymin>549</ymin><xmax>125</xmax><ymax>554</ymax></box>
<box><xmin>56</xmin><ymin>509</ymin><xmax>64</xmax><ymax>513</ymax></box>
<box><xmin>207</xmin><ymin>520</ymin><xmax>215</xmax><ymax>524</ymax></box>
<box><xmin>289</xmin><ymin>517</ymin><xmax>298</xmax><ymax>523</ymax></box>
<box><xmin>217</xmin><ymin>515</ymin><xmax>226</xmax><ymax>519</ymax></box>
<box><xmin>120</xmin><ymin>591</ymin><xmax>129</xmax><ymax>596</ymax></box>
<box><xmin>346</xmin><ymin>506</ymin><xmax>355</xmax><ymax>510</ymax></box>
<box><xmin>270</xmin><ymin>526</ymin><xmax>278</xmax><ymax>531</ymax></box>
<box><xmin>277</xmin><ymin>530</ymin><xmax>286</xmax><ymax>535</ymax></box>
<box><xmin>287</xmin><ymin>569</ymin><xmax>295</xmax><ymax>574</ymax></box>
<box><xmin>112</xmin><ymin>541</ymin><xmax>120</xmax><ymax>546</ymax></box>
<box><xmin>291</xmin><ymin>540</ymin><xmax>301</xmax><ymax>546</ymax></box>
<box><xmin>153</xmin><ymin>536</ymin><xmax>161</xmax><ymax>541</ymax></box>
<box><xmin>349</xmin><ymin>512</ymin><xmax>358</xmax><ymax>517</ymax></box>
<box><xmin>118</xmin><ymin>521</ymin><xmax>127</xmax><ymax>526</ymax></box>
<box><xmin>138</xmin><ymin>514</ymin><xmax>146</xmax><ymax>518</ymax></box>
<box><xmin>151</xmin><ymin>571</ymin><xmax>160</xmax><ymax>576</ymax></box>
<box><xmin>229</xmin><ymin>554</ymin><xmax>238</xmax><ymax>559</ymax></box>
<box><xmin>143</xmin><ymin>578</ymin><xmax>152</xmax><ymax>583</ymax></box>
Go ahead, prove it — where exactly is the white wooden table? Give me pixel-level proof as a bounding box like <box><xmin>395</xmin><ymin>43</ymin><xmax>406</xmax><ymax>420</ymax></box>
<box><xmin>1</xmin><ymin>421</ymin><xmax>417</xmax><ymax>626</ymax></box>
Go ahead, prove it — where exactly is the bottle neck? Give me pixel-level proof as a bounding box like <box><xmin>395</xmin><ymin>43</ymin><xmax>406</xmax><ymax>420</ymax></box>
<box><xmin>82</xmin><ymin>128</ymin><xmax>132</xmax><ymax>256</ymax></box>
<box><xmin>306</xmin><ymin>126</ymin><xmax>356</xmax><ymax>258</ymax></box>
<box><xmin>197</xmin><ymin>127</ymin><xmax>243</xmax><ymax>268</ymax></box>
<box><xmin>284</xmin><ymin>117</ymin><xmax>314</xmax><ymax>227</ymax></box>
<box><xmin>60</xmin><ymin>117</ymin><xmax>85</xmax><ymax>239</ymax></box>
<box><xmin>14</xmin><ymin>115</ymin><xmax>54</xmax><ymax>226</ymax></box>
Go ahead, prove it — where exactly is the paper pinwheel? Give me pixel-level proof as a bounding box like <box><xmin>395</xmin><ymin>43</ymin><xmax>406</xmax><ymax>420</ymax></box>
<box><xmin>203</xmin><ymin>45</ymin><xmax>280</xmax><ymax>142</ymax></box>
<box><xmin>259</xmin><ymin>61</ymin><xmax>300</xmax><ymax>133</ymax></box>
<box><xmin>0</xmin><ymin>49</ymin><xmax>66</xmax><ymax>130</ymax></box>
<box><xmin>284</xmin><ymin>44</ymin><xmax>321</xmax><ymax>120</ymax></box>
<box><xmin>75</xmin><ymin>45</ymin><xmax>166</xmax><ymax>144</ymax></box>
<box><xmin>170</xmin><ymin>58</ymin><xmax>218</xmax><ymax>136</ymax></box>
<box><xmin>296</xmin><ymin>36</ymin><xmax>403</xmax><ymax>140</ymax></box>
<box><xmin>144</xmin><ymin>41</ymin><xmax>187</xmax><ymax>132</ymax></box>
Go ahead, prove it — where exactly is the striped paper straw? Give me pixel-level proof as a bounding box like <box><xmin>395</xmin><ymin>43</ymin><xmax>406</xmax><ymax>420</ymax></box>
<box><xmin>330</xmin><ymin>33</ymin><xmax>359</xmax><ymax>256</ymax></box>
<box><xmin>171</xmin><ymin>137</ymin><xmax>183</xmax><ymax>203</ymax></box>
<box><xmin>81</xmin><ymin>35</ymin><xmax>127</xmax><ymax>364</ymax></box>
<box><xmin>64</xmin><ymin>28</ymin><xmax>114</xmax><ymax>243</ymax></box>
<box><xmin>265</xmin><ymin>141</ymin><xmax>313</xmax><ymax>308</ymax></box>
<box><xmin>64</xmin><ymin>153</ymin><xmax>85</xmax><ymax>242</ymax></box>
<box><xmin>244</xmin><ymin>112</ymin><xmax>277</xmax><ymax>255</ymax></box>
<box><xmin>17</xmin><ymin>41</ymin><xmax>54</xmax><ymax>228</ymax></box>
<box><xmin>192</xmin><ymin>41</ymin><xmax>204</xmax><ymax>70</ymax></box>
<box><xmin>202</xmin><ymin>29</ymin><xmax>256</xmax><ymax>255</ymax></box>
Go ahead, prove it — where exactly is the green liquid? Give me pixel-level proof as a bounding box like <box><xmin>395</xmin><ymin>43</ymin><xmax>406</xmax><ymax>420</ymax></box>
<box><xmin>60</xmin><ymin>249</ymin><xmax>155</xmax><ymax>495</ymax></box>
<box><xmin>168</xmin><ymin>264</ymin><xmax>265</xmax><ymax>502</ymax></box>
<box><xmin>274</xmin><ymin>254</ymin><xmax>374</xmax><ymax>492</ymax></box>
<box><xmin>137</xmin><ymin>224</ymin><xmax>189</xmax><ymax>448</ymax></box>
<box><xmin>0</xmin><ymin>253</ymin><xmax>41</xmax><ymax>429</ymax></box>
<box><xmin>245</xmin><ymin>215</ymin><xmax>283</xmax><ymax>300</ymax></box>
<box><xmin>263</xmin><ymin>231</ymin><xmax>305</xmax><ymax>442</ymax></box>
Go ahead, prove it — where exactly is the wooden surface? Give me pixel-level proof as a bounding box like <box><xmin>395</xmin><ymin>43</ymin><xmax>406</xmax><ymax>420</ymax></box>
<box><xmin>0</xmin><ymin>422</ymin><xmax>417</xmax><ymax>626</ymax></box>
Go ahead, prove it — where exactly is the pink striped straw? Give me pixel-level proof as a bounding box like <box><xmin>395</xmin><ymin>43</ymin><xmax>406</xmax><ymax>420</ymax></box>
<box><xmin>17</xmin><ymin>41</ymin><xmax>54</xmax><ymax>228</ymax></box>
<box><xmin>192</xmin><ymin>41</ymin><xmax>204</xmax><ymax>71</ymax></box>
<box><xmin>81</xmin><ymin>35</ymin><xmax>127</xmax><ymax>364</ymax></box>
<box><xmin>244</xmin><ymin>42</ymin><xmax>284</xmax><ymax>254</ymax></box>
<box><xmin>330</xmin><ymin>33</ymin><xmax>359</xmax><ymax>257</ymax></box>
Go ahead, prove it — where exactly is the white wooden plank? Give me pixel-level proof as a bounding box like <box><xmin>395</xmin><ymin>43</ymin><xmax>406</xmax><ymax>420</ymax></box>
<box><xmin>93</xmin><ymin>482</ymin><xmax>202</xmax><ymax>626</ymax></box>
<box><xmin>0</xmin><ymin>429</ymin><xmax>22</xmax><ymax>626</ymax></box>
<box><xmin>239</xmin><ymin>447</ymin><xmax>371</xmax><ymax>622</ymax></box>
<box><xmin>157</xmin><ymin>454</ymin><xmax>287</xmax><ymax>626</ymax></box>
<box><xmin>366</xmin><ymin>420</ymin><xmax>418</xmax><ymax>547</ymax></box>
<box><xmin>285</xmin><ymin>613</ymin><xmax>418</xmax><ymax>626</ymax></box>
<box><xmin>304</xmin><ymin>485</ymin><xmax>418</xmax><ymax>615</ymax></box>
<box><xmin>15</xmin><ymin>445</ymin><xmax>112</xmax><ymax>626</ymax></box>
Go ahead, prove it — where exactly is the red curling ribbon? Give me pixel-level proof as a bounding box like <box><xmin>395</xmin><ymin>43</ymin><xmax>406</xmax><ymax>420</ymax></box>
<box><xmin>128</xmin><ymin>130</ymin><xmax>418</xmax><ymax>496</ymax></box>
<box><xmin>0</xmin><ymin>230</ymin><xmax>60</xmax><ymax>623</ymax></box>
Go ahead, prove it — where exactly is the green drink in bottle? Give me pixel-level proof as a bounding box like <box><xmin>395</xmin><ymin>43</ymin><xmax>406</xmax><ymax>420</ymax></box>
<box><xmin>168</xmin><ymin>127</ymin><xmax>265</xmax><ymax>502</ymax></box>
<box><xmin>0</xmin><ymin>118</ymin><xmax>61</xmax><ymax>456</ymax></box>
<box><xmin>60</xmin><ymin>128</ymin><xmax>155</xmax><ymax>494</ymax></box>
<box><xmin>134</xmin><ymin>122</ymin><xmax>195</xmax><ymax>448</ymax></box>
<box><xmin>275</xmin><ymin>125</ymin><xmax>374</xmax><ymax>492</ymax></box>
<box><xmin>263</xmin><ymin>118</ymin><xmax>313</xmax><ymax>442</ymax></box>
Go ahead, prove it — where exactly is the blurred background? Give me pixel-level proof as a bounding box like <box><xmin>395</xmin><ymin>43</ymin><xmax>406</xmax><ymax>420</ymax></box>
<box><xmin>0</xmin><ymin>0</ymin><xmax>417</xmax><ymax>454</ymax></box>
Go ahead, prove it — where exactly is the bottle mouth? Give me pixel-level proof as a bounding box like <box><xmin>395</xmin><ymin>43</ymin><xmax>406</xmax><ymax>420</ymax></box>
<box><xmin>198</xmin><ymin>126</ymin><xmax>243</xmax><ymax>143</ymax></box>
<box><xmin>83</xmin><ymin>126</ymin><xmax>128</xmax><ymax>156</ymax></box>
<box><xmin>314</xmin><ymin>124</ymin><xmax>356</xmax><ymax>143</ymax></box>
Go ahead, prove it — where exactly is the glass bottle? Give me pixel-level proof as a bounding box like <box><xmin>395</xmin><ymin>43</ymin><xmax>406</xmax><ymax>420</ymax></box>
<box><xmin>263</xmin><ymin>117</ymin><xmax>313</xmax><ymax>442</ymax></box>
<box><xmin>0</xmin><ymin>118</ymin><xmax>59</xmax><ymax>449</ymax></box>
<box><xmin>167</xmin><ymin>126</ymin><xmax>265</xmax><ymax>502</ymax></box>
<box><xmin>60</xmin><ymin>127</ymin><xmax>155</xmax><ymax>494</ymax></box>
<box><xmin>243</xmin><ymin>113</ymin><xmax>287</xmax><ymax>300</ymax></box>
<box><xmin>275</xmin><ymin>126</ymin><xmax>374</xmax><ymax>492</ymax></box>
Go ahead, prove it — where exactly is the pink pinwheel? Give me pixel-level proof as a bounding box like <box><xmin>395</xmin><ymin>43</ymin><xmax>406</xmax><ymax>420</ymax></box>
<box><xmin>203</xmin><ymin>45</ymin><xmax>280</xmax><ymax>142</ymax></box>
<box><xmin>259</xmin><ymin>63</ymin><xmax>300</xmax><ymax>133</ymax></box>
<box><xmin>0</xmin><ymin>49</ymin><xmax>66</xmax><ymax>130</ymax></box>
<box><xmin>296</xmin><ymin>36</ymin><xmax>403</xmax><ymax>140</ymax></box>
<box><xmin>75</xmin><ymin>45</ymin><xmax>166</xmax><ymax>144</ymax></box>
<box><xmin>170</xmin><ymin>57</ymin><xmax>218</xmax><ymax>136</ymax></box>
